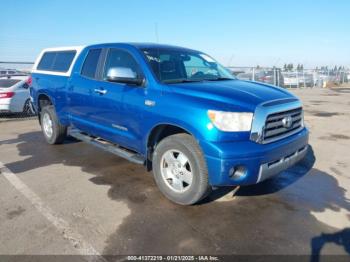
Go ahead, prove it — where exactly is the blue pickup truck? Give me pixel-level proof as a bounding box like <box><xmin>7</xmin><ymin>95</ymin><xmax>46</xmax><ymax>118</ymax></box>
<box><xmin>30</xmin><ymin>43</ymin><xmax>309</xmax><ymax>205</ymax></box>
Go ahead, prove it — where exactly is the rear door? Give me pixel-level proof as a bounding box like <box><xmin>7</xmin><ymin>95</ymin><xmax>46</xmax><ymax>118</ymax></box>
<box><xmin>10</xmin><ymin>80</ymin><xmax>30</xmax><ymax>112</ymax></box>
<box><xmin>68</xmin><ymin>48</ymin><xmax>103</xmax><ymax>133</ymax></box>
<box><xmin>0</xmin><ymin>79</ymin><xmax>21</xmax><ymax>111</ymax></box>
<box><xmin>0</xmin><ymin>78</ymin><xmax>28</xmax><ymax>112</ymax></box>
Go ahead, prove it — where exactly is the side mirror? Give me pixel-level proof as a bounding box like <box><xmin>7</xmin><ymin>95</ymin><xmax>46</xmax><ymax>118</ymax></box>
<box><xmin>106</xmin><ymin>67</ymin><xmax>144</xmax><ymax>86</ymax></box>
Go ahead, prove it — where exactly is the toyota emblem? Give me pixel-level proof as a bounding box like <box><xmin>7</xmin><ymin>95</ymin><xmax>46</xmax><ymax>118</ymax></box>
<box><xmin>282</xmin><ymin>116</ymin><xmax>293</xmax><ymax>129</ymax></box>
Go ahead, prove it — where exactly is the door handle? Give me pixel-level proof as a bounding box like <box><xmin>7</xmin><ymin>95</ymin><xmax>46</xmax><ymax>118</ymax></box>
<box><xmin>94</xmin><ymin>88</ymin><xmax>107</xmax><ymax>95</ymax></box>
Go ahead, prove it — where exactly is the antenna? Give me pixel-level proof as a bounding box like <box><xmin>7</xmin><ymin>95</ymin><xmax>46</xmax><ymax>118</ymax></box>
<box><xmin>154</xmin><ymin>22</ymin><xmax>159</xmax><ymax>43</ymax></box>
<box><xmin>227</xmin><ymin>54</ymin><xmax>235</xmax><ymax>67</ymax></box>
<box><xmin>154</xmin><ymin>22</ymin><xmax>161</xmax><ymax>82</ymax></box>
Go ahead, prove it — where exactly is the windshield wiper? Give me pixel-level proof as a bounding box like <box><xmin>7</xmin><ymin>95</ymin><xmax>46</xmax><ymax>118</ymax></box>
<box><xmin>164</xmin><ymin>79</ymin><xmax>204</xmax><ymax>84</ymax></box>
<box><xmin>163</xmin><ymin>77</ymin><xmax>234</xmax><ymax>84</ymax></box>
<box><xmin>205</xmin><ymin>77</ymin><xmax>234</xmax><ymax>81</ymax></box>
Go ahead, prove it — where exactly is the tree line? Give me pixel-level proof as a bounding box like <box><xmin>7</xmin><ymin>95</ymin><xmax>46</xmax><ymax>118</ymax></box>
<box><xmin>282</xmin><ymin>64</ymin><xmax>346</xmax><ymax>72</ymax></box>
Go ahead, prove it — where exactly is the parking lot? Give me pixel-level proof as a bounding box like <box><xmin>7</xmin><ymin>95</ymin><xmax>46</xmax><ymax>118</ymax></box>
<box><xmin>0</xmin><ymin>87</ymin><xmax>349</xmax><ymax>259</ymax></box>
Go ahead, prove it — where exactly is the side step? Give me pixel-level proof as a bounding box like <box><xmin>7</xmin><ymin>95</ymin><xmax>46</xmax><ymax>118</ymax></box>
<box><xmin>69</xmin><ymin>129</ymin><xmax>145</xmax><ymax>165</ymax></box>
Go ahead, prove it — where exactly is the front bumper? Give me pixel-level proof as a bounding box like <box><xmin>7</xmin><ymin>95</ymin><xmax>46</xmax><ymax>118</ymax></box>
<box><xmin>257</xmin><ymin>144</ymin><xmax>307</xmax><ymax>183</ymax></box>
<box><xmin>200</xmin><ymin>128</ymin><xmax>309</xmax><ymax>186</ymax></box>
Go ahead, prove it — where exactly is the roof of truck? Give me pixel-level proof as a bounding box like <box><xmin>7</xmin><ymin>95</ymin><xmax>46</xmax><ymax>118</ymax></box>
<box><xmin>127</xmin><ymin>42</ymin><xmax>197</xmax><ymax>51</ymax></box>
<box><xmin>84</xmin><ymin>42</ymin><xmax>198</xmax><ymax>52</ymax></box>
<box><xmin>32</xmin><ymin>43</ymin><xmax>199</xmax><ymax>76</ymax></box>
<box><xmin>36</xmin><ymin>43</ymin><xmax>197</xmax><ymax>57</ymax></box>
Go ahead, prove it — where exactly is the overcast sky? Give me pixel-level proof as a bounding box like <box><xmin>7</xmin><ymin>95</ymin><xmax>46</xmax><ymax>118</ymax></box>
<box><xmin>1</xmin><ymin>0</ymin><xmax>349</xmax><ymax>68</ymax></box>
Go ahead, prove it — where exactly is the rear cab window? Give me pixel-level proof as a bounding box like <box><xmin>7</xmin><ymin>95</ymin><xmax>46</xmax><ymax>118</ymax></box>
<box><xmin>37</xmin><ymin>50</ymin><xmax>76</xmax><ymax>72</ymax></box>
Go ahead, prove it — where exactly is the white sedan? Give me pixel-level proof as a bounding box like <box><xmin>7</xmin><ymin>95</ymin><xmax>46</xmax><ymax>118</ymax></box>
<box><xmin>0</xmin><ymin>75</ymin><xmax>35</xmax><ymax>115</ymax></box>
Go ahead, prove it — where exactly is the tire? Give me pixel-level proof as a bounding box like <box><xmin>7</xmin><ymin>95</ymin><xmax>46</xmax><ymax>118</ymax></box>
<box><xmin>23</xmin><ymin>99</ymin><xmax>35</xmax><ymax>116</ymax></box>
<box><xmin>152</xmin><ymin>133</ymin><xmax>211</xmax><ymax>205</ymax></box>
<box><xmin>40</xmin><ymin>105</ymin><xmax>67</xmax><ymax>144</ymax></box>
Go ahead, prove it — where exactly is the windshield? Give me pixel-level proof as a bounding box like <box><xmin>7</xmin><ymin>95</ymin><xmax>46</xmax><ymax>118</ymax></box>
<box><xmin>142</xmin><ymin>48</ymin><xmax>235</xmax><ymax>84</ymax></box>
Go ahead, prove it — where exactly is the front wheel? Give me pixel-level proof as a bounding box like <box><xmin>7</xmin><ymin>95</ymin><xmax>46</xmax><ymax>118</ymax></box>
<box><xmin>152</xmin><ymin>133</ymin><xmax>211</xmax><ymax>205</ymax></box>
<box><xmin>40</xmin><ymin>105</ymin><xmax>67</xmax><ymax>144</ymax></box>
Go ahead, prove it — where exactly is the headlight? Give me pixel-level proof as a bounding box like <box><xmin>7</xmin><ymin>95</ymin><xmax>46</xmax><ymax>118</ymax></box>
<box><xmin>207</xmin><ymin>110</ymin><xmax>253</xmax><ymax>132</ymax></box>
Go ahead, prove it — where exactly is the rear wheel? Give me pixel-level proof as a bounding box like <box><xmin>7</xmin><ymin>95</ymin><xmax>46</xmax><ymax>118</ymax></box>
<box><xmin>23</xmin><ymin>99</ymin><xmax>35</xmax><ymax>116</ymax></box>
<box><xmin>40</xmin><ymin>106</ymin><xmax>67</xmax><ymax>144</ymax></box>
<box><xmin>152</xmin><ymin>133</ymin><xmax>211</xmax><ymax>205</ymax></box>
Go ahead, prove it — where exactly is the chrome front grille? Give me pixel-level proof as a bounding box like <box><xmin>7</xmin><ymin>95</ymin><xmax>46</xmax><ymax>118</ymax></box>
<box><xmin>263</xmin><ymin>107</ymin><xmax>303</xmax><ymax>142</ymax></box>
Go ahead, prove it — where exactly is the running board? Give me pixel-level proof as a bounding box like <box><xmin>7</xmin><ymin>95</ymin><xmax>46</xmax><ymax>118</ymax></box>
<box><xmin>69</xmin><ymin>129</ymin><xmax>145</xmax><ymax>165</ymax></box>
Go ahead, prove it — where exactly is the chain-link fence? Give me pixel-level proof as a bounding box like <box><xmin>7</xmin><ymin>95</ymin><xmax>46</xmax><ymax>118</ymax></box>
<box><xmin>1</xmin><ymin>61</ymin><xmax>349</xmax><ymax>122</ymax></box>
<box><xmin>0</xmin><ymin>62</ymin><xmax>35</xmax><ymax>121</ymax></box>
<box><xmin>228</xmin><ymin>66</ymin><xmax>350</xmax><ymax>88</ymax></box>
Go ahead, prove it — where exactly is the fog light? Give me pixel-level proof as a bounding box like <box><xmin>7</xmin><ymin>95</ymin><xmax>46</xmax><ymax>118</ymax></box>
<box><xmin>229</xmin><ymin>165</ymin><xmax>247</xmax><ymax>180</ymax></box>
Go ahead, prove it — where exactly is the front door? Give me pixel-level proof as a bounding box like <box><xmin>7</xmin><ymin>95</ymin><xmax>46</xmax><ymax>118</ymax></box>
<box><xmin>92</xmin><ymin>48</ymin><xmax>146</xmax><ymax>152</ymax></box>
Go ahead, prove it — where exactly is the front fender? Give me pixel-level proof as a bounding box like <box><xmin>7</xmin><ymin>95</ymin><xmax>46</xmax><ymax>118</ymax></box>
<box><xmin>144</xmin><ymin>120</ymin><xmax>204</xmax><ymax>151</ymax></box>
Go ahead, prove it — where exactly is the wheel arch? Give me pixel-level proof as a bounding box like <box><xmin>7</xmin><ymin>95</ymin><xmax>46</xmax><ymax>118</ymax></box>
<box><xmin>37</xmin><ymin>93</ymin><xmax>54</xmax><ymax>112</ymax></box>
<box><xmin>145</xmin><ymin>123</ymin><xmax>200</xmax><ymax>171</ymax></box>
<box><xmin>37</xmin><ymin>93</ymin><xmax>54</xmax><ymax>124</ymax></box>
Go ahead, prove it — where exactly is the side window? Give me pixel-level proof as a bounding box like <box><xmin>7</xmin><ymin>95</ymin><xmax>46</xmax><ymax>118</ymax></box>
<box><xmin>37</xmin><ymin>51</ymin><xmax>76</xmax><ymax>72</ymax></box>
<box><xmin>37</xmin><ymin>52</ymin><xmax>56</xmax><ymax>70</ymax></box>
<box><xmin>52</xmin><ymin>51</ymin><xmax>76</xmax><ymax>72</ymax></box>
<box><xmin>81</xmin><ymin>49</ymin><xmax>102</xmax><ymax>78</ymax></box>
<box><xmin>103</xmin><ymin>49</ymin><xmax>142</xmax><ymax>79</ymax></box>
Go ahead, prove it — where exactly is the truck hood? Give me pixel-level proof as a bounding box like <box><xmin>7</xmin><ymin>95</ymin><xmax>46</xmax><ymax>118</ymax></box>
<box><xmin>169</xmin><ymin>79</ymin><xmax>296</xmax><ymax>111</ymax></box>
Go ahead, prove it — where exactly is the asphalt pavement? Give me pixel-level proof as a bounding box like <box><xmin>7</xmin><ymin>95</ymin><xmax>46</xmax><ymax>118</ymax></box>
<box><xmin>0</xmin><ymin>87</ymin><xmax>349</xmax><ymax>259</ymax></box>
